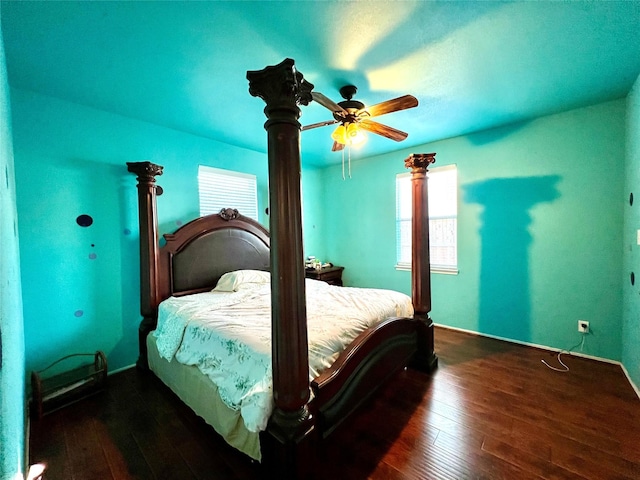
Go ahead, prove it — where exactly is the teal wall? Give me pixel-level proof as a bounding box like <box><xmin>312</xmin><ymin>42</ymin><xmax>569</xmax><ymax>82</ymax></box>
<box><xmin>623</xmin><ymin>74</ymin><xmax>640</xmax><ymax>389</ymax></box>
<box><xmin>301</xmin><ymin>166</ymin><xmax>326</xmax><ymax>261</ymax></box>
<box><xmin>320</xmin><ymin>100</ymin><xmax>625</xmax><ymax>361</ymax></box>
<box><xmin>0</xmin><ymin>24</ymin><xmax>26</xmax><ymax>480</ymax></box>
<box><xmin>10</xmin><ymin>88</ymin><xmax>280</xmax><ymax>375</ymax></box>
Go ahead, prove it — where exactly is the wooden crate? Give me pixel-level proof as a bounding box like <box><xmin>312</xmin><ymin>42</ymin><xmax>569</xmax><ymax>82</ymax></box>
<box><xmin>31</xmin><ymin>351</ymin><xmax>107</xmax><ymax>419</ymax></box>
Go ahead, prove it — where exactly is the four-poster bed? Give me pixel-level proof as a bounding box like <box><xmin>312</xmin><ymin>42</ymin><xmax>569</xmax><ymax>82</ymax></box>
<box><xmin>127</xmin><ymin>58</ymin><xmax>437</xmax><ymax>478</ymax></box>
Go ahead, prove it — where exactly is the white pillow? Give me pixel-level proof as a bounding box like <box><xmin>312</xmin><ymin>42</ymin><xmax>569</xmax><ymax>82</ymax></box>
<box><xmin>212</xmin><ymin>269</ymin><xmax>270</xmax><ymax>292</ymax></box>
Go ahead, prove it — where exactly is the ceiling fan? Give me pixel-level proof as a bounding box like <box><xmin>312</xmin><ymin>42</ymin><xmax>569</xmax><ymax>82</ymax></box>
<box><xmin>302</xmin><ymin>85</ymin><xmax>418</xmax><ymax>152</ymax></box>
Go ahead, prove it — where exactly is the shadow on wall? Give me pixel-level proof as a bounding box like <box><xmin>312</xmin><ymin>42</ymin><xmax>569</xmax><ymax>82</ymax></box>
<box><xmin>111</xmin><ymin>171</ymin><xmax>142</xmax><ymax>369</ymax></box>
<box><xmin>464</xmin><ymin>176</ymin><xmax>561</xmax><ymax>343</ymax></box>
<box><xmin>74</xmin><ymin>161</ymin><xmax>141</xmax><ymax>372</ymax></box>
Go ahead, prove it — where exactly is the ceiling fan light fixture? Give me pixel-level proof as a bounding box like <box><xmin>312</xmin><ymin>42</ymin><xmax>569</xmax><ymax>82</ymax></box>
<box><xmin>331</xmin><ymin>122</ymin><xmax>366</xmax><ymax>146</ymax></box>
<box><xmin>331</xmin><ymin>124</ymin><xmax>347</xmax><ymax>144</ymax></box>
<box><xmin>346</xmin><ymin>122</ymin><xmax>366</xmax><ymax>145</ymax></box>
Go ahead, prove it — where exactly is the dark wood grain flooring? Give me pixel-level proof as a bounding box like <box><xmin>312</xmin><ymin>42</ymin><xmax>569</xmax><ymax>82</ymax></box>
<box><xmin>29</xmin><ymin>327</ymin><xmax>640</xmax><ymax>479</ymax></box>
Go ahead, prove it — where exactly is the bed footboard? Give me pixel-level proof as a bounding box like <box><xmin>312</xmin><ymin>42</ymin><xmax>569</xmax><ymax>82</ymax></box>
<box><xmin>311</xmin><ymin>316</ymin><xmax>435</xmax><ymax>438</ymax></box>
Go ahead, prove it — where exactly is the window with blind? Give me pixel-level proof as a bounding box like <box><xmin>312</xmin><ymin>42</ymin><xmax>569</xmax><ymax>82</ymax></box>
<box><xmin>396</xmin><ymin>164</ymin><xmax>458</xmax><ymax>274</ymax></box>
<box><xmin>198</xmin><ymin>165</ymin><xmax>258</xmax><ymax>221</ymax></box>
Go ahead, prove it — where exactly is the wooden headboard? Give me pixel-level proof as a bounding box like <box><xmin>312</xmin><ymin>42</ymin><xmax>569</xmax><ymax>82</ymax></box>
<box><xmin>157</xmin><ymin>208</ymin><xmax>270</xmax><ymax>299</ymax></box>
<box><xmin>126</xmin><ymin>161</ymin><xmax>271</xmax><ymax>367</ymax></box>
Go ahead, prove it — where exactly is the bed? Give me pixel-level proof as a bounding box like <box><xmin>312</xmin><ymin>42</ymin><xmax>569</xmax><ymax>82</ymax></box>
<box><xmin>127</xmin><ymin>58</ymin><xmax>437</xmax><ymax>478</ymax></box>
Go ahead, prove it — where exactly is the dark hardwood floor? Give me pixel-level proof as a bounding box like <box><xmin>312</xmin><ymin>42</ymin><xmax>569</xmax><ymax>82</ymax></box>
<box><xmin>29</xmin><ymin>327</ymin><xmax>640</xmax><ymax>479</ymax></box>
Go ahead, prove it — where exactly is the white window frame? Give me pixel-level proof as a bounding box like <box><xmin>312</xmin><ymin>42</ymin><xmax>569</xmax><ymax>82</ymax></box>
<box><xmin>396</xmin><ymin>164</ymin><xmax>458</xmax><ymax>274</ymax></box>
<box><xmin>198</xmin><ymin>165</ymin><xmax>258</xmax><ymax>221</ymax></box>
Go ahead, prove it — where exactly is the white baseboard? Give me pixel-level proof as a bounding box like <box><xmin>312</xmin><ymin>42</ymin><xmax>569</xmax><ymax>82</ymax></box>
<box><xmin>108</xmin><ymin>363</ymin><xmax>136</xmax><ymax>376</ymax></box>
<box><xmin>620</xmin><ymin>362</ymin><xmax>640</xmax><ymax>400</ymax></box>
<box><xmin>434</xmin><ymin>323</ymin><xmax>640</xmax><ymax>400</ymax></box>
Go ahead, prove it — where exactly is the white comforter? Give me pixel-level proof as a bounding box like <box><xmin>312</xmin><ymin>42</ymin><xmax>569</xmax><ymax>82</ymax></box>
<box><xmin>153</xmin><ymin>272</ymin><xmax>413</xmax><ymax>433</ymax></box>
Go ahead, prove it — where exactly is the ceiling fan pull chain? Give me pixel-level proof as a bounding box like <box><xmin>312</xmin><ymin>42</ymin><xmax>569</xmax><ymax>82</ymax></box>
<box><xmin>348</xmin><ymin>146</ymin><xmax>352</xmax><ymax>179</ymax></box>
<box><xmin>342</xmin><ymin>149</ymin><xmax>346</xmax><ymax>180</ymax></box>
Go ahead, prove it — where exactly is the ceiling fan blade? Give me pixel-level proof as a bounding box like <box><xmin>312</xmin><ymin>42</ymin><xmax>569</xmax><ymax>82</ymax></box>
<box><xmin>312</xmin><ymin>91</ymin><xmax>348</xmax><ymax>116</ymax></box>
<box><xmin>331</xmin><ymin>141</ymin><xmax>345</xmax><ymax>152</ymax></box>
<box><xmin>358</xmin><ymin>94</ymin><xmax>418</xmax><ymax>118</ymax></box>
<box><xmin>301</xmin><ymin>119</ymin><xmax>339</xmax><ymax>131</ymax></box>
<box><xmin>359</xmin><ymin>119</ymin><xmax>409</xmax><ymax>142</ymax></box>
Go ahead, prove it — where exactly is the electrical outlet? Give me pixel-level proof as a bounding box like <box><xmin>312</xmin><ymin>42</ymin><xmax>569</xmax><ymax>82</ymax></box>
<box><xmin>578</xmin><ymin>320</ymin><xmax>589</xmax><ymax>333</ymax></box>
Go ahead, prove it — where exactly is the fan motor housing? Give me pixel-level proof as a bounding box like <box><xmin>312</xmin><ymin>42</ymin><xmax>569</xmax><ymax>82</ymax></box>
<box><xmin>334</xmin><ymin>101</ymin><xmax>365</xmax><ymax>123</ymax></box>
<box><xmin>334</xmin><ymin>85</ymin><xmax>365</xmax><ymax>122</ymax></box>
<box><xmin>336</xmin><ymin>85</ymin><xmax>364</xmax><ymax>122</ymax></box>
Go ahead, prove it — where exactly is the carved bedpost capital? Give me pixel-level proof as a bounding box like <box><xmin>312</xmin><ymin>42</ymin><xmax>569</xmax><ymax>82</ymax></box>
<box><xmin>297</xmin><ymin>78</ymin><xmax>314</xmax><ymax>106</ymax></box>
<box><xmin>127</xmin><ymin>161</ymin><xmax>164</xmax><ymax>183</ymax></box>
<box><xmin>246</xmin><ymin>58</ymin><xmax>313</xmax><ymax>125</ymax></box>
<box><xmin>404</xmin><ymin>153</ymin><xmax>436</xmax><ymax>173</ymax></box>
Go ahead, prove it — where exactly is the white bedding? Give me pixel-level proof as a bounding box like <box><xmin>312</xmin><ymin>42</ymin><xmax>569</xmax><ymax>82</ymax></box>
<box><xmin>153</xmin><ymin>271</ymin><xmax>413</xmax><ymax>433</ymax></box>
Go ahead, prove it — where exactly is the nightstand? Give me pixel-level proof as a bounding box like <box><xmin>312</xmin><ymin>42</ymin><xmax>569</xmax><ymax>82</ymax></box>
<box><xmin>305</xmin><ymin>266</ymin><xmax>344</xmax><ymax>286</ymax></box>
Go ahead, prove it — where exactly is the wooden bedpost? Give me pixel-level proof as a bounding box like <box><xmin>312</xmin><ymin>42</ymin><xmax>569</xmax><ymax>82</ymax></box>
<box><xmin>126</xmin><ymin>161</ymin><xmax>164</xmax><ymax>370</ymax></box>
<box><xmin>405</xmin><ymin>153</ymin><xmax>438</xmax><ymax>371</ymax></box>
<box><xmin>247</xmin><ymin>59</ymin><xmax>316</xmax><ymax>477</ymax></box>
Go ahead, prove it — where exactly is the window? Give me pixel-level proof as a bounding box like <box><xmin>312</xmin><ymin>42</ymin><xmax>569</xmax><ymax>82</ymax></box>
<box><xmin>198</xmin><ymin>165</ymin><xmax>258</xmax><ymax>221</ymax></box>
<box><xmin>396</xmin><ymin>164</ymin><xmax>457</xmax><ymax>273</ymax></box>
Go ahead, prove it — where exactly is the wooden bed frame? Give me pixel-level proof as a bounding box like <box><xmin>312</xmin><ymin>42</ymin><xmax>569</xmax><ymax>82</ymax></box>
<box><xmin>127</xmin><ymin>58</ymin><xmax>437</xmax><ymax>478</ymax></box>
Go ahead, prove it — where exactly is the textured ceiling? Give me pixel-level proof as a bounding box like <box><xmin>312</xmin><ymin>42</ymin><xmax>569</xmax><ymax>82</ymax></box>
<box><xmin>2</xmin><ymin>1</ymin><xmax>640</xmax><ymax>167</ymax></box>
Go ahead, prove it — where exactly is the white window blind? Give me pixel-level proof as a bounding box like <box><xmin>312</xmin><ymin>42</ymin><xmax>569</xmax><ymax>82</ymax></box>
<box><xmin>198</xmin><ymin>165</ymin><xmax>258</xmax><ymax>221</ymax></box>
<box><xmin>396</xmin><ymin>164</ymin><xmax>458</xmax><ymax>273</ymax></box>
